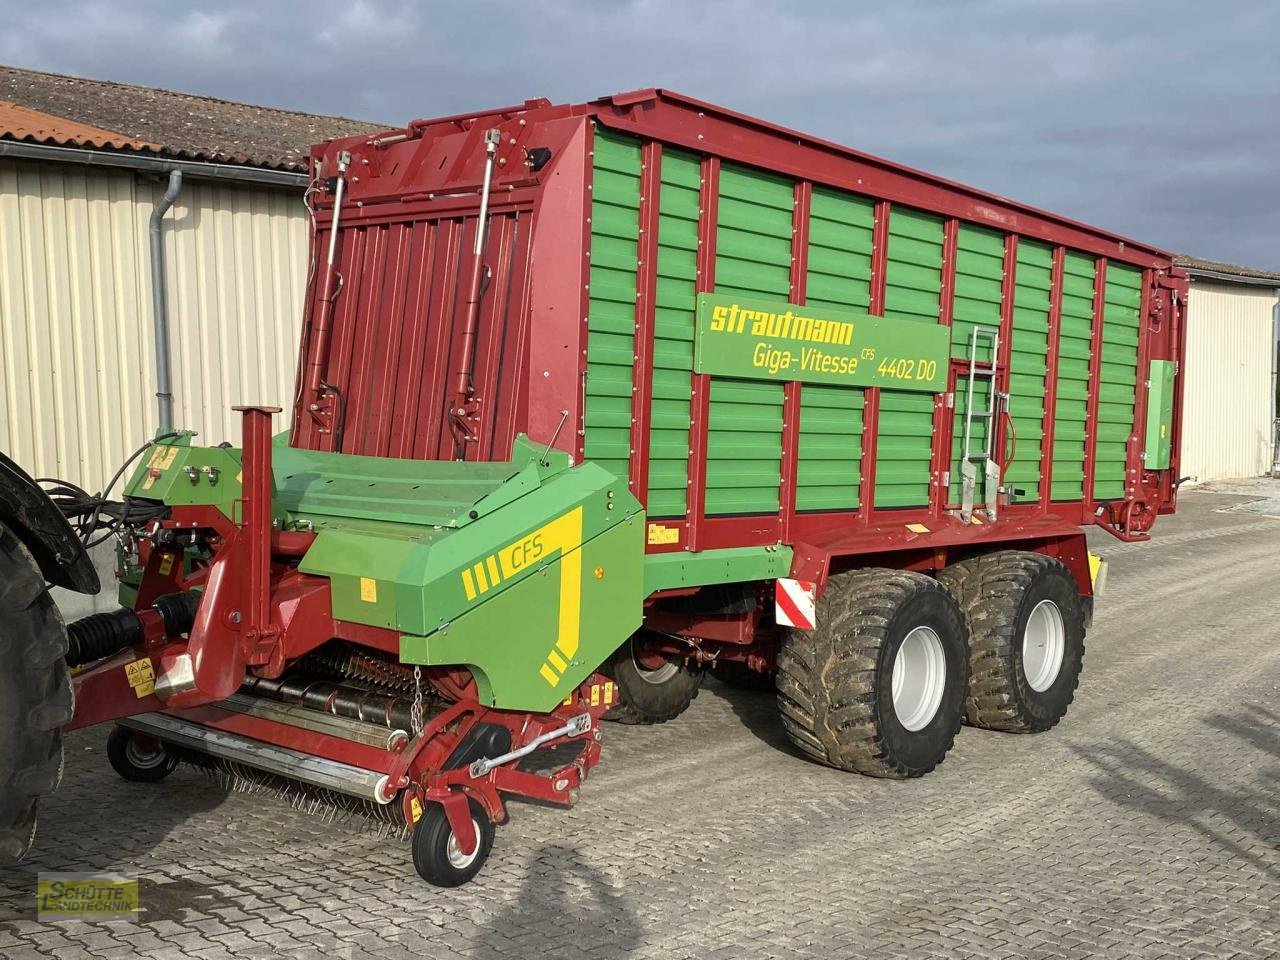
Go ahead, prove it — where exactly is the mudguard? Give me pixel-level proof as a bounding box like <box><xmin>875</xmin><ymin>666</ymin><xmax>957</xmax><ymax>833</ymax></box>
<box><xmin>0</xmin><ymin>451</ymin><xmax>99</xmax><ymax>595</ymax></box>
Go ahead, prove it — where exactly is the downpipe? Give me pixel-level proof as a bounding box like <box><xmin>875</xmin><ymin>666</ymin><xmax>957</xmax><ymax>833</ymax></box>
<box><xmin>149</xmin><ymin>170</ymin><xmax>183</xmax><ymax>432</ymax></box>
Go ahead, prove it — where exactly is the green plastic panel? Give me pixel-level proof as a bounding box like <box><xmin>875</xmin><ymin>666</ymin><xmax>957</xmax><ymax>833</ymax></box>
<box><xmin>705</xmin><ymin>164</ymin><xmax>792</xmax><ymax>515</ymax></box>
<box><xmin>797</xmin><ymin>186</ymin><xmax>873</xmax><ymax>511</ymax></box>
<box><xmin>1093</xmin><ymin>263</ymin><xmax>1143</xmax><ymax>499</ymax></box>
<box><xmin>645</xmin><ymin>149</ymin><xmax>702</xmax><ymax>519</ymax></box>
<box><xmin>877</xmin><ymin>208</ymin><xmax>944</xmax><ymax>508</ymax></box>
<box><xmin>1005</xmin><ymin>240</ymin><xmax>1054</xmax><ymax>502</ymax></box>
<box><xmin>584</xmin><ymin>129</ymin><xmax>642</xmax><ymax>484</ymax></box>
<box><xmin>1050</xmin><ymin>252</ymin><xmax>1096</xmax><ymax>501</ymax></box>
<box><xmin>949</xmin><ymin>224</ymin><xmax>1004</xmax><ymax>507</ymax></box>
<box><xmin>1144</xmin><ymin>358</ymin><xmax>1175</xmax><ymax>471</ymax></box>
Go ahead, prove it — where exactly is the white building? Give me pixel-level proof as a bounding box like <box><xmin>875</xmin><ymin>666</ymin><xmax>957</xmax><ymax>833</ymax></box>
<box><xmin>1175</xmin><ymin>256</ymin><xmax>1280</xmax><ymax>484</ymax></box>
<box><xmin>0</xmin><ymin>64</ymin><xmax>382</xmax><ymax>493</ymax></box>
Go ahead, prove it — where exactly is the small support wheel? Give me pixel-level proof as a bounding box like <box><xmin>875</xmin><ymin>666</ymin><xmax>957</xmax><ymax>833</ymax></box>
<box><xmin>106</xmin><ymin>726</ymin><xmax>177</xmax><ymax>783</ymax></box>
<box><xmin>412</xmin><ymin>797</ymin><xmax>494</xmax><ymax>887</ymax></box>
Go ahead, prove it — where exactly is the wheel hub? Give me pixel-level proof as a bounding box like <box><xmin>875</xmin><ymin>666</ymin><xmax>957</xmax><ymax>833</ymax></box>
<box><xmin>1022</xmin><ymin>599</ymin><xmax>1065</xmax><ymax>692</ymax></box>
<box><xmin>445</xmin><ymin>820</ymin><xmax>483</xmax><ymax>869</ymax></box>
<box><xmin>891</xmin><ymin>626</ymin><xmax>947</xmax><ymax>731</ymax></box>
<box><xmin>631</xmin><ymin>638</ymin><xmax>679</xmax><ymax>684</ymax></box>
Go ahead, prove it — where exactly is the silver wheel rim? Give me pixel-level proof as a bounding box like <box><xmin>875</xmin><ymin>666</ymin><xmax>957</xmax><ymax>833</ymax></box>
<box><xmin>125</xmin><ymin>738</ymin><xmax>166</xmax><ymax>770</ymax></box>
<box><xmin>445</xmin><ymin>819</ymin><xmax>483</xmax><ymax>869</ymax></box>
<box><xmin>1022</xmin><ymin>599</ymin><xmax>1065</xmax><ymax>692</ymax></box>
<box><xmin>632</xmin><ymin>638</ymin><xmax>678</xmax><ymax>685</ymax></box>
<box><xmin>891</xmin><ymin>626</ymin><xmax>947</xmax><ymax>732</ymax></box>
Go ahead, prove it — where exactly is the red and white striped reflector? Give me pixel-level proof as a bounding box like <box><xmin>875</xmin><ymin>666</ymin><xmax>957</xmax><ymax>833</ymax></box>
<box><xmin>775</xmin><ymin>578</ymin><xmax>817</xmax><ymax>630</ymax></box>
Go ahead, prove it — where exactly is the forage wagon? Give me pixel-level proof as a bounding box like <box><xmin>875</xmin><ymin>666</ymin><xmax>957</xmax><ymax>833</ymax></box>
<box><xmin>0</xmin><ymin>89</ymin><xmax>1185</xmax><ymax>885</ymax></box>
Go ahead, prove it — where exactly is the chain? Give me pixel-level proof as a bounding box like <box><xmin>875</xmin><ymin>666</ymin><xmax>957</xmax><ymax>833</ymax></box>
<box><xmin>410</xmin><ymin>664</ymin><xmax>424</xmax><ymax>736</ymax></box>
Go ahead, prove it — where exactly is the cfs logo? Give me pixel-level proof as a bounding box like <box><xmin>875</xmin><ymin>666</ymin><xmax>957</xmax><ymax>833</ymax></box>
<box><xmin>458</xmin><ymin>508</ymin><xmax>586</xmax><ymax>688</ymax></box>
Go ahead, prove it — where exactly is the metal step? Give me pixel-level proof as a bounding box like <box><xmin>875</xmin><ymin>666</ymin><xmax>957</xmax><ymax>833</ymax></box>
<box><xmin>120</xmin><ymin>713</ymin><xmax>396</xmax><ymax>804</ymax></box>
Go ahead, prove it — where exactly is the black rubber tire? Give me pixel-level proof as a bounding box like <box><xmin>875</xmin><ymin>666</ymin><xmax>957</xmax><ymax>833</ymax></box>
<box><xmin>106</xmin><ymin>726</ymin><xmax>178</xmax><ymax>782</ymax></box>
<box><xmin>938</xmin><ymin>550</ymin><xmax>1086</xmax><ymax>733</ymax></box>
<box><xmin>776</xmin><ymin>568</ymin><xmax>969</xmax><ymax>778</ymax></box>
<box><xmin>602</xmin><ymin>630</ymin><xmax>703</xmax><ymax>725</ymax></box>
<box><xmin>712</xmin><ymin>660</ymin><xmax>776</xmax><ymax>692</ymax></box>
<box><xmin>412</xmin><ymin>796</ymin><xmax>494</xmax><ymax>887</ymax></box>
<box><xmin>0</xmin><ymin>521</ymin><xmax>73</xmax><ymax>862</ymax></box>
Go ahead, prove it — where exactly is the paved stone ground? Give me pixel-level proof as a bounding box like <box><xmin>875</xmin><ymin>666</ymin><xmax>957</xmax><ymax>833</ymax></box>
<box><xmin>2</xmin><ymin>486</ymin><xmax>1278</xmax><ymax>959</ymax></box>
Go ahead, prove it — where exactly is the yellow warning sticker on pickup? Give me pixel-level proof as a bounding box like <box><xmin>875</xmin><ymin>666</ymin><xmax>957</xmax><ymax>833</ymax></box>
<box><xmin>409</xmin><ymin>796</ymin><xmax>424</xmax><ymax>824</ymax></box>
<box><xmin>157</xmin><ymin>554</ymin><xmax>175</xmax><ymax>576</ymax></box>
<box><xmin>906</xmin><ymin>523</ymin><xmax>930</xmax><ymax>534</ymax></box>
<box><xmin>141</xmin><ymin>447</ymin><xmax>180</xmax><ymax>491</ymax></box>
<box><xmin>359</xmin><ymin>577</ymin><xmax>378</xmax><ymax>603</ymax></box>
<box><xmin>124</xmin><ymin>659</ymin><xmax>155</xmax><ymax>698</ymax></box>
<box><xmin>646</xmin><ymin>523</ymin><xmax>680</xmax><ymax>545</ymax></box>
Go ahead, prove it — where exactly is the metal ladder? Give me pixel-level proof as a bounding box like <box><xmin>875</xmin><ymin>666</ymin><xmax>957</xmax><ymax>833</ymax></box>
<box><xmin>959</xmin><ymin>325</ymin><xmax>1004</xmax><ymax>523</ymax></box>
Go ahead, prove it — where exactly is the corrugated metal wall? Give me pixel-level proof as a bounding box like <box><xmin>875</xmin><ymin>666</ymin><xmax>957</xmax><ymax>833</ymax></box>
<box><xmin>1181</xmin><ymin>280</ymin><xmax>1278</xmax><ymax>483</ymax></box>
<box><xmin>0</xmin><ymin>158</ymin><xmax>308</xmax><ymax>492</ymax></box>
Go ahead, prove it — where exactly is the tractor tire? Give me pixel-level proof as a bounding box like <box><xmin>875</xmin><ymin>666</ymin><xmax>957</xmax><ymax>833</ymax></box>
<box><xmin>776</xmin><ymin>569</ymin><xmax>969</xmax><ymax>778</ymax></box>
<box><xmin>0</xmin><ymin>521</ymin><xmax>73</xmax><ymax>861</ymax></box>
<box><xmin>938</xmin><ymin>551</ymin><xmax>1085</xmax><ymax>733</ymax></box>
<box><xmin>712</xmin><ymin>660</ymin><xmax>776</xmax><ymax>692</ymax></box>
<box><xmin>602</xmin><ymin>630</ymin><xmax>702</xmax><ymax>725</ymax></box>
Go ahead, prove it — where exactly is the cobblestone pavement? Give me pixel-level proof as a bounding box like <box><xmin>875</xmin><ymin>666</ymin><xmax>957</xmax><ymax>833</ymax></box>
<box><xmin>2</xmin><ymin>487</ymin><xmax>1278</xmax><ymax>959</ymax></box>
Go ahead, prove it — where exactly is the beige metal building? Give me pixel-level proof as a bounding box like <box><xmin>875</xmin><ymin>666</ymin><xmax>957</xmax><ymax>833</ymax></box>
<box><xmin>1175</xmin><ymin>256</ymin><xmax>1280</xmax><ymax>484</ymax></box>
<box><xmin>0</xmin><ymin>64</ymin><xmax>382</xmax><ymax>492</ymax></box>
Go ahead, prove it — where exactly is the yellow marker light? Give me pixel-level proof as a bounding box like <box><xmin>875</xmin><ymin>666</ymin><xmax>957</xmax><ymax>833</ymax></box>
<box><xmin>594</xmin><ymin>566</ymin><xmax>605</xmax><ymax>579</ymax></box>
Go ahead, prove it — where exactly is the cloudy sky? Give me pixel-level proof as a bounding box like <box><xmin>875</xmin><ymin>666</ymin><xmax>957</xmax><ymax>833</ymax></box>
<box><xmin>1</xmin><ymin>0</ymin><xmax>1276</xmax><ymax>268</ymax></box>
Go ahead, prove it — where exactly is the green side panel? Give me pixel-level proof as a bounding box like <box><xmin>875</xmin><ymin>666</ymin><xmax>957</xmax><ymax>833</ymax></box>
<box><xmin>1144</xmin><ymin>358</ymin><xmax>1175</xmax><ymax>471</ymax></box>
<box><xmin>1051</xmin><ymin>252</ymin><xmax>1097</xmax><ymax>501</ymax></box>
<box><xmin>706</xmin><ymin>164</ymin><xmax>793</xmax><ymax>515</ymax></box>
<box><xmin>644</xmin><ymin>545</ymin><xmax>793</xmax><ymax>594</ymax></box>
<box><xmin>798</xmin><ymin>186</ymin><xmax>873</xmax><ymax>511</ymax></box>
<box><xmin>1006</xmin><ymin>240</ymin><xmax>1054</xmax><ymax>502</ymax></box>
<box><xmin>646</xmin><ymin>149</ymin><xmax>701</xmax><ymax>519</ymax></box>
<box><xmin>585</xmin><ymin>129</ymin><xmax>642</xmax><ymax>483</ymax></box>
<box><xmin>1093</xmin><ymin>263</ymin><xmax>1144</xmax><ymax>499</ymax></box>
<box><xmin>299</xmin><ymin>460</ymin><xmax>638</xmax><ymax>637</ymax></box>
<box><xmin>877</xmin><ymin>208</ymin><xmax>944</xmax><ymax>508</ymax></box>
<box><xmin>949</xmin><ymin>224</ymin><xmax>1004</xmax><ymax>506</ymax></box>
<box><xmin>399</xmin><ymin>513</ymin><xmax>645</xmax><ymax>713</ymax></box>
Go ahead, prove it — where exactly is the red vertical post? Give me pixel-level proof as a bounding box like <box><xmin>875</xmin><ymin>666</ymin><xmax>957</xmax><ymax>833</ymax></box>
<box><xmin>1128</xmin><ymin>269</ymin><xmax>1157</xmax><ymax>502</ymax></box>
<box><xmin>686</xmin><ymin>157</ymin><xmax>720</xmax><ymax>553</ymax></box>
<box><xmin>928</xmin><ymin>218</ymin><xmax>959</xmax><ymax>520</ymax></box>
<box><xmin>232</xmin><ymin>405</ymin><xmax>281</xmax><ymax>644</ymax></box>
<box><xmin>994</xmin><ymin>235</ymin><xmax>1019</xmax><ymax>493</ymax></box>
<box><xmin>1038</xmin><ymin>247</ymin><xmax>1066</xmax><ymax>510</ymax></box>
<box><xmin>628</xmin><ymin>142</ymin><xmax>663</xmax><ymax>506</ymax></box>
<box><xmin>780</xmin><ymin>180</ymin><xmax>811</xmax><ymax>542</ymax></box>
<box><xmin>858</xmin><ymin>200</ymin><xmax>891</xmax><ymax>521</ymax></box>
<box><xmin>1082</xmin><ymin>257</ymin><xmax>1108</xmax><ymax>511</ymax></box>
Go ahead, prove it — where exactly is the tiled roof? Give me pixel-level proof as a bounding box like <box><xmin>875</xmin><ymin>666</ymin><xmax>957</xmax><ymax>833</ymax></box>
<box><xmin>1175</xmin><ymin>255</ymin><xmax>1280</xmax><ymax>285</ymax></box>
<box><xmin>0</xmin><ymin>63</ymin><xmax>387</xmax><ymax>171</ymax></box>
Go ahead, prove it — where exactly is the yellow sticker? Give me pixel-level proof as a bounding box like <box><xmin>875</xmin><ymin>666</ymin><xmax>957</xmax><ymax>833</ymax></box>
<box><xmin>604</xmin><ymin>681</ymin><xmax>615</xmax><ymax>705</ymax></box>
<box><xmin>359</xmin><ymin>577</ymin><xmax>378</xmax><ymax>603</ymax></box>
<box><xmin>409</xmin><ymin>796</ymin><xmax>424</xmax><ymax>824</ymax></box>
<box><xmin>158</xmin><ymin>554</ymin><xmax>175</xmax><ymax>576</ymax></box>
<box><xmin>646</xmin><ymin>523</ymin><xmax>680</xmax><ymax>545</ymax></box>
<box><xmin>590</xmin><ymin>684</ymin><xmax>601</xmax><ymax>707</ymax></box>
<box><xmin>969</xmin><ymin>515</ymin><xmax>984</xmax><ymax>525</ymax></box>
<box><xmin>906</xmin><ymin>523</ymin><xmax>930</xmax><ymax>534</ymax></box>
<box><xmin>124</xmin><ymin>659</ymin><xmax>155</xmax><ymax>698</ymax></box>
